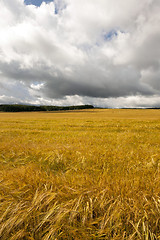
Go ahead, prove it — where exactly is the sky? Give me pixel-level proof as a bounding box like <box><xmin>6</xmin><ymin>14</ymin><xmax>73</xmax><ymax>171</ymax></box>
<box><xmin>0</xmin><ymin>0</ymin><xmax>160</xmax><ymax>108</ymax></box>
<box><xmin>24</xmin><ymin>0</ymin><xmax>53</xmax><ymax>7</ymax></box>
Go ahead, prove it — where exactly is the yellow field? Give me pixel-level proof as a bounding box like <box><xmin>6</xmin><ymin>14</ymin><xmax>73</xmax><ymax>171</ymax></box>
<box><xmin>0</xmin><ymin>109</ymin><xmax>160</xmax><ymax>239</ymax></box>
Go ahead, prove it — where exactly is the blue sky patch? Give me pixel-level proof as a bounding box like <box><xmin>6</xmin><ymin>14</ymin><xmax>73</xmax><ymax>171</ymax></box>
<box><xmin>103</xmin><ymin>30</ymin><xmax>118</xmax><ymax>41</ymax></box>
<box><xmin>24</xmin><ymin>0</ymin><xmax>53</xmax><ymax>7</ymax></box>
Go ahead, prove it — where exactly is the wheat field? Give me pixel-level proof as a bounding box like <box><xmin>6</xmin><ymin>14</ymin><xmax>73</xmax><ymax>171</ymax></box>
<box><xmin>0</xmin><ymin>109</ymin><xmax>160</xmax><ymax>240</ymax></box>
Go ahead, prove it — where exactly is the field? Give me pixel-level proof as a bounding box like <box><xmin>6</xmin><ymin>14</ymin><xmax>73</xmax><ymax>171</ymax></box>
<box><xmin>0</xmin><ymin>109</ymin><xmax>160</xmax><ymax>240</ymax></box>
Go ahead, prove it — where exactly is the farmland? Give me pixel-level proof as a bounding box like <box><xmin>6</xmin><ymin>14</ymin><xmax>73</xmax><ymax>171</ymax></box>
<box><xmin>0</xmin><ymin>109</ymin><xmax>160</xmax><ymax>239</ymax></box>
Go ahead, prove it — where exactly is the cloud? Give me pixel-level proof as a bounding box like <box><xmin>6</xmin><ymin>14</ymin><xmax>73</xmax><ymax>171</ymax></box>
<box><xmin>0</xmin><ymin>0</ymin><xmax>160</xmax><ymax>107</ymax></box>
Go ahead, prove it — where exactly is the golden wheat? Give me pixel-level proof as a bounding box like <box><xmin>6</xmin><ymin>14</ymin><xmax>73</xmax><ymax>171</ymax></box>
<box><xmin>0</xmin><ymin>109</ymin><xmax>160</xmax><ymax>239</ymax></box>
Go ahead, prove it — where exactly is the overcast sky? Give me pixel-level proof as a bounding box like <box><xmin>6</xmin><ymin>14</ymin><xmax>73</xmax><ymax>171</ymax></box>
<box><xmin>0</xmin><ymin>0</ymin><xmax>160</xmax><ymax>108</ymax></box>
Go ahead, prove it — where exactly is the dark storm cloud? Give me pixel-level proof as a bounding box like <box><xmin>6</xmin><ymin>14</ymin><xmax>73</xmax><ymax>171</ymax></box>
<box><xmin>42</xmin><ymin>65</ymin><xmax>155</xmax><ymax>99</ymax></box>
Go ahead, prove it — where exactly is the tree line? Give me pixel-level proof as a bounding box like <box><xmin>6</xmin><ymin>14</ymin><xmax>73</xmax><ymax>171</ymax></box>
<box><xmin>0</xmin><ymin>104</ymin><xmax>94</xmax><ymax>112</ymax></box>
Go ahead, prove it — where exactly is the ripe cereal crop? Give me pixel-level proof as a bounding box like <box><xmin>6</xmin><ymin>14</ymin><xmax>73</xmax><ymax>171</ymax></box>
<box><xmin>0</xmin><ymin>109</ymin><xmax>160</xmax><ymax>239</ymax></box>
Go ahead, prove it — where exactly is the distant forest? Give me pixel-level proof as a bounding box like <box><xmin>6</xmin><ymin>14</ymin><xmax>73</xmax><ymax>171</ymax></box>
<box><xmin>0</xmin><ymin>104</ymin><xmax>94</xmax><ymax>112</ymax></box>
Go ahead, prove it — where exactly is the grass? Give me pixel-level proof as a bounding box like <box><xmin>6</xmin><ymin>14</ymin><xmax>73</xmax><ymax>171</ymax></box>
<box><xmin>0</xmin><ymin>109</ymin><xmax>160</xmax><ymax>239</ymax></box>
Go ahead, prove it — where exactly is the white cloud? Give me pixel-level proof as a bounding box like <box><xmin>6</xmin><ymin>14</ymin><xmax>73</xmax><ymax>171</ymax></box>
<box><xmin>0</xmin><ymin>0</ymin><xmax>160</xmax><ymax>107</ymax></box>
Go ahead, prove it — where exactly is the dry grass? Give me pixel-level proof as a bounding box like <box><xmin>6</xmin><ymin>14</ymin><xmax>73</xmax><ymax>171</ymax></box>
<box><xmin>0</xmin><ymin>109</ymin><xmax>160</xmax><ymax>239</ymax></box>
